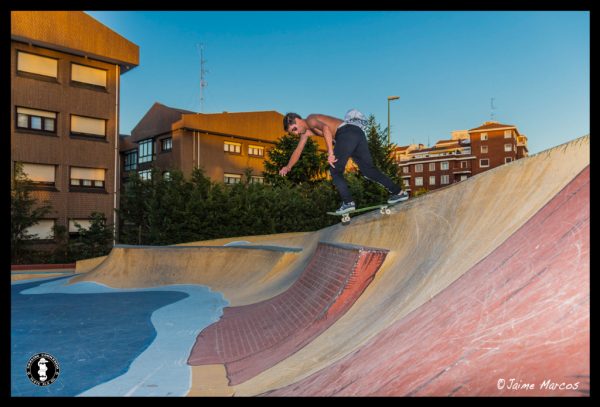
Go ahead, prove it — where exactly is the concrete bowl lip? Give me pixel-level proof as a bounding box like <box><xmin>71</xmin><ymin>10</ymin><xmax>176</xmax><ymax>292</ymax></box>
<box><xmin>113</xmin><ymin>243</ymin><xmax>303</xmax><ymax>253</ymax></box>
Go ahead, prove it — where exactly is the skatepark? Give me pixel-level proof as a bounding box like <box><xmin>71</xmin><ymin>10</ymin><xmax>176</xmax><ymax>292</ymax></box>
<box><xmin>11</xmin><ymin>135</ymin><xmax>589</xmax><ymax>396</ymax></box>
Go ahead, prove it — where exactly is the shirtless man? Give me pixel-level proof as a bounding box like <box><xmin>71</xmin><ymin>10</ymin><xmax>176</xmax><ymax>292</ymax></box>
<box><xmin>280</xmin><ymin>111</ymin><xmax>408</xmax><ymax>214</ymax></box>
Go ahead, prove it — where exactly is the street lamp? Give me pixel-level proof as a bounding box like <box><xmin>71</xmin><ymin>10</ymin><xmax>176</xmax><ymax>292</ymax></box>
<box><xmin>387</xmin><ymin>96</ymin><xmax>400</xmax><ymax>144</ymax></box>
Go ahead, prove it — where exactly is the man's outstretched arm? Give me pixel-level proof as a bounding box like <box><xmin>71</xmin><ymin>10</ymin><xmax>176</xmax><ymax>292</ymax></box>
<box><xmin>279</xmin><ymin>133</ymin><xmax>309</xmax><ymax>176</ymax></box>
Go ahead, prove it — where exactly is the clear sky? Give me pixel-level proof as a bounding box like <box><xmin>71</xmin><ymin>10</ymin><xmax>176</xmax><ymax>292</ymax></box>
<box><xmin>87</xmin><ymin>11</ymin><xmax>589</xmax><ymax>154</ymax></box>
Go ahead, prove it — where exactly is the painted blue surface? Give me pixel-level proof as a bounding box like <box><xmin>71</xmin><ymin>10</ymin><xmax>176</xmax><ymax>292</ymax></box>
<box><xmin>12</xmin><ymin>276</ymin><xmax>228</xmax><ymax>396</ymax></box>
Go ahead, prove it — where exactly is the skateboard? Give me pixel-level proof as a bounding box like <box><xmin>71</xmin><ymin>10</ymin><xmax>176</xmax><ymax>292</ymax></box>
<box><xmin>327</xmin><ymin>201</ymin><xmax>403</xmax><ymax>225</ymax></box>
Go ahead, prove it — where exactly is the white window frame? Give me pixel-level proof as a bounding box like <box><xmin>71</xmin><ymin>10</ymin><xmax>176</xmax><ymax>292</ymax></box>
<box><xmin>71</xmin><ymin>63</ymin><xmax>108</xmax><ymax>88</ymax></box>
<box><xmin>250</xmin><ymin>175</ymin><xmax>265</xmax><ymax>184</ymax></box>
<box><xmin>480</xmin><ymin>159</ymin><xmax>490</xmax><ymax>168</ymax></box>
<box><xmin>70</xmin><ymin>167</ymin><xmax>106</xmax><ymax>189</ymax></box>
<box><xmin>429</xmin><ymin>175</ymin><xmax>436</xmax><ymax>185</ymax></box>
<box><xmin>20</xmin><ymin>163</ymin><xmax>56</xmax><ymax>187</ymax></box>
<box><xmin>440</xmin><ymin>161</ymin><xmax>449</xmax><ymax>170</ymax></box>
<box><xmin>161</xmin><ymin>137</ymin><xmax>172</xmax><ymax>152</ymax></box>
<box><xmin>504</xmin><ymin>130</ymin><xmax>512</xmax><ymax>138</ymax></box>
<box><xmin>224</xmin><ymin>173</ymin><xmax>242</xmax><ymax>184</ymax></box>
<box><xmin>505</xmin><ymin>157</ymin><xmax>513</xmax><ymax>164</ymax></box>
<box><xmin>460</xmin><ymin>161</ymin><xmax>468</xmax><ymax>169</ymax></box>
<box><xmin>481</xmin><ymin>145</ymin><xmax>488</xmax><ymax>154</ymax></box>
<box><xmin>504</xmin><ymin>143</ymin><xmax>513</xmax><ymax>152</ymax></box>
<box><xmin>138</xmin><ymin>139</ymin><xmax>154</xmax><ymax>163</ymax></box>
<box><xmin>441</xmin><ymin>175</ymin><xmax>450</xmax><ymax>185</ymax></box>
<box><xmin>71</xmin><ymin>115</ymin><xmax>107</xmax><ymax>138</ymax></box>
<box><xmin>402</xmin><ymin>166</ymin><xmax>409</xmax><ymax>174</ymax></box>
<box><xmin>481</xmin><ymin>133</ymin><xmax>488</xmax><ymax>141</ymax></box>
<box><xmin>248</xmin><ymin>145</ymin><xmax>264</xmax><ymax>157</ymax></box>
<box><xmin>17</xmin><ymin>51</ymin><xmax>58</xmax><ymax>78</ymax></box>
<box><xmin>429</xmin><ymin>162</ymin><xmax>436</xmax><ymax>171</ymax></box>
<box><xmin>460</xmin><ymin>175</ymin><xmax>468</xmax><ymax>181</ymax></box>
<box><xmin>69</xmin><ymin>219</ymin><xmax>92</xmax><ymax>234</ymax></box>
<box><xmin>16</xmin><ymin>107</ymin><xmax>57</xmax><ymax>133</ymax></box>
<box><xmin>24</xmin><ymin>219</ymin><xmax>56</xmax><ymax>240</ymax></box>
<box><xmin>138</xmin><ymin>169</ymin><xmax>152</xmax><ymax>181</ymax></box>
<box><xmin>415</xmin><ymin>177</ymin><xmax>423</xmax><ymax>187</ymax></box>
<box><xmin>224</xmin><ymin>142</ymin><xmax>241</xmax><ymax>154</ymax></box>
<box><xmin>415</xmin><ymin>164</ymin><xmax>423</xmax><ymax>173</ymax></box>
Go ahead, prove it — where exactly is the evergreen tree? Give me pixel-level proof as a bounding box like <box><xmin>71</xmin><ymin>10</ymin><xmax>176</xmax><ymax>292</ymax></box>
<box><xmin>263</xmin><ymin>133</ymin><xmax>328</xmax><ymax>185</ymax></box>
<box><xmin>11</xmin><ymin>162</ymin><xmax>53</xmax><ymax>262</ymax></box>
<box><xmin>69</xmin><ymin>212</ymin><xmax>114</xmax><ymax>259</ymax></box>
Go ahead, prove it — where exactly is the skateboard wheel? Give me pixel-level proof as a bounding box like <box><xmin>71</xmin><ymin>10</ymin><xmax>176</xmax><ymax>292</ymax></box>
<box><xmin>380</xmin><ymin>208</ymin><xmax>385</xmax><ymax>214</ymax></box>
<box><xmin>385</xmin><ymin>209</ymin><xmax>391</xmax><ymax>215</ymax></box>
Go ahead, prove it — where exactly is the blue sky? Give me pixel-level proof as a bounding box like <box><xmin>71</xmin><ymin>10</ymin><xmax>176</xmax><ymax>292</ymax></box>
<box><xmin>87</xmin><ymin>11</ymin><xmax>589</xmax><ymax>154</ymax></box>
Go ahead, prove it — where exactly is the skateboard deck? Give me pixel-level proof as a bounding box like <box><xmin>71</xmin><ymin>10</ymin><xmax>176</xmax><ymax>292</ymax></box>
<box><xmin>327</xmin><ymin>201</ymin><xmax>403</xmax><ymax>225</ymax></box>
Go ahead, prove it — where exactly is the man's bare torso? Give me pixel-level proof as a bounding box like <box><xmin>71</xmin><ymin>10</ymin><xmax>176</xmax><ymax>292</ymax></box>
<box><xmin>305</xmin><ymin>114</ymin><xmax>344</xmax><ymax>138</ymax></box>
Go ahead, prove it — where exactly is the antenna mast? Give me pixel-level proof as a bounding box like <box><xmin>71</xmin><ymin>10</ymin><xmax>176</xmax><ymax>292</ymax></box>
<box><xmin>490</xmin><ymin>97</ymin><xmax>496</xmax><ymax>121</ymax></box>
<box><xmin>198</xmin><ymin>43</ymin><xmax>208</xmax><ymax>112</ymax></box>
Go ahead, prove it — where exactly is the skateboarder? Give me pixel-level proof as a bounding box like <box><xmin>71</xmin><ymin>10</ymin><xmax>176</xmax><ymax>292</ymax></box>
<box><xmin>280</xmin><ymin>110</ymin><xmax>408</xmax><ymax>214</ymax></box>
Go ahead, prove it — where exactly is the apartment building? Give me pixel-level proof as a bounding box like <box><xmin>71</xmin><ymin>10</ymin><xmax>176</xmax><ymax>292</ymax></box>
<box><xmin>120</xmin><ymin>103</ymin><xmax>328</xmax><ymax>185</ymax></box>
<box><xmin>396</xmin><ymin>121</ymin><xmax>528</xmax><ymax>195</ymax></box>
<box><xmin>11</xmin><ymin>11</ymin><xmax>139</xmax><ymax>243</ymax></box>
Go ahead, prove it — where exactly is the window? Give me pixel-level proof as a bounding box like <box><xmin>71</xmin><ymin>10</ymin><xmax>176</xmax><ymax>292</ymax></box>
<box><xmin>250</xmin><ymin>176</ymin><xmax>265</xmax><ymax>184</ymax></box>
<box><xmin>402</xmin><ymin>166</ymin><xmax>409</xmax><ymax>174</ymax></box>
<box><xmin>460</xmin><ymin>175</ymin><xmax>468</xmax><ymax>181</ymax></box>
<box><xmin>70</xmin><ymin>167</ymin><xmax>105</xmax><ymax>189</ymax></box>
<box><xmin>415</xmin><ymin>164</ymin><xmax>423</xmax><ymax>172</ymax></box>
<box><xmin>429</xmin><ymin>162</ymin><xmax>436</xmax><ymax>171</ymax></box>
<box><xmin>505</xmin><ymin>157</ymin><xmax>513</xmax><ymax>164</ymax></box>
<box><xmin>504</xmin><ymin>144</ymin><xmax>513</xmax><ymax>152</ymax></box>
<box><xmin>69</xmin><ymin>219</ymin><xmax>92</xmax><ymax>236</ymax></box>
<box><xmin>461</xmin><ymin>161</ymin><xmax>468</xmax><ymax>169</ymax></box>
<box><xmin>248</xmin><ymin>145</ymin><xmax>264</xmax><ymax>157</ymax></box>
<box><xmin>138</xmin><ymin>169</ymin><xmax>152</xmax><ymax>180</ymax></box>
<box><xmin>481</xmin><ymin>145</ymin><xmax>488</xmax><ymax>154</ymax></box>
<box><xmin>20</xmin><ymin>163</ymin><xmax>56</xmax><ymax>187</ymax></box>
<box><xmin>138</xmin><ymin>139</ymin><xmax>154</xmax><ymax>163</ymax></box>
<box><xmin>480</xmin><ymin>159</ymin><xmax>490</xmax><ymax>168</ymax></box>
<box><xmin>415</xmin><ymin>177</ymin><xmax>423</xmax><ymax>187</ymax></box>
<box><xmin>24</xmin><ymin>219</ymin><xmax>55</xmax><ymax>240</ymax></box>
<box><xmin>224</xmin><ymin>173</ymin><xmax>242</xmax><ymax>184</ymax></box>
<box><xmin>71</xmin><ymin>115</ymin><xmax>106</xmax><ymax>137</ymax></box>
<box><xmin>17</xmin><ymin>51</ymin><xmax>58</xmax><ymax>78</ymax></box>
<box><xmin>161</xmin><ymin>138</ymin><xmax>172</xmax><ymax>152</ymax></box>
<box><xmin>124</xmin><ymin>150</ymin><xmax>137</xmax><ymax>171</ymax></box>
<box><xmin>71</xmin><ymin>63</ymin><xmax>107</xmax><ymax>88</ymax></box>
<box><xmin>224</xmin><ymin>142</ymin><xmax>241</xmax><ymax>154</ymax></box>
<box><xmin>441</xmin><ymin>161</ymin><xmax>449</xmax><ymax>170</ymax></box>
<box><xmin>16</xmin><ymin>107</ymin><xmax>57</xmax><ymax>133</ymax></box>
<box><xmin>163</xmin><ymin>171</ymin><xmax>171</xmax><ymax>180</ymax></box>
<box><xmin>504</xmin><ymin>130</ymin><xmax>512</xmax><ymax>138</ymax></box>
<box><xmin>429</xmin><ymin>176</ymin><xmax>436</xmax><ymax>185</ymax></box>
<box><xmin>481</xmin><ymin>133</ymin><xmax>488</xmax><ymax>141</ymax></box>
<box><xmin>441</xmin><ymin>175</ymin><xmax>450</xmax><ymax>184</ymax></box>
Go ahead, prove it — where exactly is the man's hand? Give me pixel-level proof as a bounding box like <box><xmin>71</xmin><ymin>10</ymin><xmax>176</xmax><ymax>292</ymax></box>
<box><xmin>279</xmin><ymin>166</ymin><xmax>291</xmax><ymax>176</ymax></box>
<box><xmin>328</xmin><ymin>153</ymin><xmax>338</xmax><ymax>168</ymax></box>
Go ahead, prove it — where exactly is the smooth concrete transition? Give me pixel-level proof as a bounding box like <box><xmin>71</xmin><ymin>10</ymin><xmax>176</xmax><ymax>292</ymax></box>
<box><xmin>18</xmin><ymin>135</ymin><xmax>588</xmax><ymax>396</ymax></box>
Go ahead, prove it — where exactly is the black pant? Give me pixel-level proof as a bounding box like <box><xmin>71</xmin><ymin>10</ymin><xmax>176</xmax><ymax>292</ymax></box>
<box><xmin>330</xmin><ymin>124</ymin><xmax>401</xmax><ymax>203</ymax></box>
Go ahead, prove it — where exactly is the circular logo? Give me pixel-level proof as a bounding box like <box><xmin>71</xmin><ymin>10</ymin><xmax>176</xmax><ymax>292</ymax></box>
<box><xmin>26</xmin><ymin>353</ymin><xmax>60</xmax><ymax>386</ymax></box>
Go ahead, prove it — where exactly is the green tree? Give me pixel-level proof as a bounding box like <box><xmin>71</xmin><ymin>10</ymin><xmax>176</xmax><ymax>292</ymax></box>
<box><xmin>11</xmin><ymin>162</ymin><xmax>53</xmax><ymax>262</ymax></box>
<box><xmin>353</xmin><ymin>115</ymin><xmax>403</xmax><ymax>205</ymax></box>
<box><xmin>263</xmin><ymin>133</ymin><xmax>328</xmax><ymax>185</ymax></box>
<box><xmin>69</xmin><ymin>212</ymin><xmax>114</xmax><ymax>259</ymax></box>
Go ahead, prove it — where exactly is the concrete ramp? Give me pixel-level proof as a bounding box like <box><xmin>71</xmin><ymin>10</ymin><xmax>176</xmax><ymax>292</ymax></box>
<box><xmin>57</xmin><ymin>136</ymin><xmax>588</xmax><ymax>397</ymax></box>
<box><xmin>187</xmin><ymin>242</ymin><xmax>389</xmax><ymax>385</ymax></box>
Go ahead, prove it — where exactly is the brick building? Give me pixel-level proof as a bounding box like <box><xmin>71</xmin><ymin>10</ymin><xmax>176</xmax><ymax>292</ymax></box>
<box><xmin>120</xmin><ymin>103</ymin><xmax>328</xmax><ymax>185</ymax></box>
<box><xmin>396</xmin><ymin>121</ymin><xmax>528</xmax><ymax>195</ymax></box>
<box><xmin>11</xmin><ymin>11</ymin><xmax>139</xmax><ymax>243</ymax></box>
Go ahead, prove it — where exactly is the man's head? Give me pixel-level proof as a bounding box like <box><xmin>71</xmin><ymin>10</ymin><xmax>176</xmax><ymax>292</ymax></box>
<box><xmin>283</xmin><ymin>112</ymin><xmax>307</xmax><ymax>135</ymax></box>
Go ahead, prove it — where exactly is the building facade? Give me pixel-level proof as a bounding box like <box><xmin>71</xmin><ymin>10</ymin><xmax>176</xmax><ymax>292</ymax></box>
<box><xmin>120</xmin><ymin>103</ymin><xmax>328</xmax><ymax>185</ymax></box>
<box><xmin>11</xmin><ymin>11</ymin><xmax>139</xmax><ymax>244</ymax></box>
<box><xmin>395</xmin><ymin>121</ymin><xmax>528</xmax><ymax>195</ymax></box>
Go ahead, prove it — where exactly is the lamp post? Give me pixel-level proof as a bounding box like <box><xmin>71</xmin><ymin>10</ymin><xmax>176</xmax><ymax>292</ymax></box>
<box><xmin>387</xmin><ymin>96</ymin><xmax>400</xmax><ymax>144</ymax></box>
